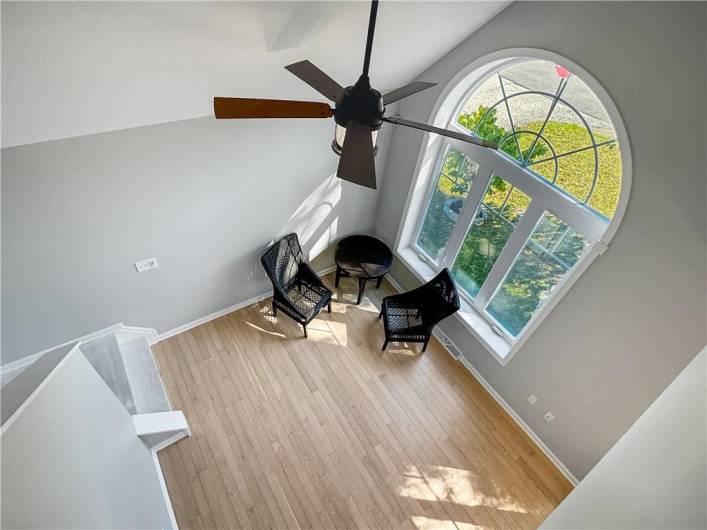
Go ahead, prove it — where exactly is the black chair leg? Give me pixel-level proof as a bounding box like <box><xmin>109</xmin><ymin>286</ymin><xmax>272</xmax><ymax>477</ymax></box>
<box><xmin>378</xmin><ymin>308</ymin><xmax>383</xmax><ymax>320</ymax></box>
<box><xmin>335</xmin><ymin>266</ymin><xmax>341</xmax><ymax>287</ymax></box>
<box><xmin>328</xmin><ymin>302</ymin><xmax>332</xmax><ymax>313</ymax></box>
<box><xmin>382</xmin><ymin>339</ymin><xmax>388</xmax><ymax>351</ymax></box>
<box><xmin>422</xmin><ymin>337</ymin><xmax>430</xmax><ymax>352</ymax></box>
<box><xmin>303</xmin><ymin>324</ymin><xmax>308</xmax><ymax>338</ymax></box>
<box><xmin>376</xmin><ymin>276</ymin><xmax>384</xmax><ymax>288</ymax></box>
<box><xmin>272</xmin><ymin>304</ymin><xmax>277</xmax><ymax>317</ymax></box>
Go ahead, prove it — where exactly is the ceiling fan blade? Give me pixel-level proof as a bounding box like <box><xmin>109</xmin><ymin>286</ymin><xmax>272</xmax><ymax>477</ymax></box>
<box><xmin>284</xmin><ymin>60</ymin><xmax>343</xmax><ymax>102</ymax></box>
<box><xmin>383</xmin><ymin>81</ymin><xmax>437</xmax><ymax>105</ymax></box>
<box><xmin>337</xmin><ymin>122</ymin><xmax>377</xmax><ymax>189</ymax></box>
<box><xmin>213</xmin><ymin>97</ymin><xmax>333</xmax><ymax>119</ymax></box>
<box><xmin>382</xmin><ymin>116</ymin><xmax>498</xmax><ymax>149</ymax></box>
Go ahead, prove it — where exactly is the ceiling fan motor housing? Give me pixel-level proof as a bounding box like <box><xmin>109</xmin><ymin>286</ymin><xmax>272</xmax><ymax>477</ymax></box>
<box><xmin>334</xmin><ymin>75</ymin><xmax>384</xmax><ymax>131</ymax></box>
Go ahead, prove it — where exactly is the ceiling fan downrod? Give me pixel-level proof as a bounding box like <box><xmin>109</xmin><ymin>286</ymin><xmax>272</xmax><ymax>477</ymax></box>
<box><xmin>361</xmin><ymin>0</ymin><xmax>379</xmax><ymax>79</ymax></box>
<box><xmin>333</xmin><ymin>0</ymin><xmax>384</xmax><ymax>135</ymax></box>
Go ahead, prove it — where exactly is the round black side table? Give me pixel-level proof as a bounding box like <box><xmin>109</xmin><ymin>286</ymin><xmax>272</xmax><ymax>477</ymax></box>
<box><xmin>335</xmin><ymin>235</ymin><xmax>393</xmax><ymax>305</ymax></box>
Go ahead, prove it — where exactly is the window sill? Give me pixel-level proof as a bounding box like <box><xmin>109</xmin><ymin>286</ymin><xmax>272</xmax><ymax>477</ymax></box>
<box><xmin>396</xmin><ymin>246</ymin><xmax>513</xmax><ymax>366</ymax></box>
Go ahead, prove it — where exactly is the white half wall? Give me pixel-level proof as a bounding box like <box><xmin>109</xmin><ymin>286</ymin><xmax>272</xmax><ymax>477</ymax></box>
<box><xmin>2</xmin><ymin>116</ymin><xmax>391</xmax><ymax>363</ymax></box>
<box><xmin>541</xmin><ymin>348</ymin><xmax>706</xmax><ymax>530</ymax></box>
<box><xmin>374</xmin><ymin>1</ymin><xmax>706</xmax><ymax>479</ymax></box>
<box><xmin>1</xmin><ymin>350</ymin><xmax>174</xmax><ymax>529</ymax></box>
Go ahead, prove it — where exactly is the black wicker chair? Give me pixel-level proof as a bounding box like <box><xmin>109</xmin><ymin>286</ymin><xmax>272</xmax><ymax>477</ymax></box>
<box><xmin>261</xmin><ymin>233</ymin><xmax>332</xmax><ymax>338</ymax></box>
<box><xmin>378</xmin><ymin>268</ymin><xmax>460</xmax><ymax>352</ymax></box>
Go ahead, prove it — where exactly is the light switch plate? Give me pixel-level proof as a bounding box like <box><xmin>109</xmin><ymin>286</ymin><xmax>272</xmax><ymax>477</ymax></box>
<box><xmin>135</xmin><ymin>257</ymin><xmax>159</xmax><ymax>273</ymax></box>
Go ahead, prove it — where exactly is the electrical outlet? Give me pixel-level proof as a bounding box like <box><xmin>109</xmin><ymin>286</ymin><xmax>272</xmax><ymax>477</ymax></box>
<box><xmin>135</xmin><ymin>257</ymin><xmax>159</xmax><ymax>273</ymax></box>
<box><xmin>527</xmin><ymin>394</ymin><xmax>538</xmax><ymax>405</ymax></box>
<box><xmin>544</xmin><ymin>411</ymin><xmax>555</xmax><ymax>422</ymax></box>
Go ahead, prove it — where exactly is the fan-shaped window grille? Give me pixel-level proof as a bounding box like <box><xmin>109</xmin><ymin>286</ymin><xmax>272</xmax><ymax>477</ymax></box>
<box><xmin>458</xmin><ymin>60</ymin><xmax>622</xmax><ymax>218</ymax></box>
<box><xmin>410</xmin><ymin>56</ymin><xmax>628</xmax><ymax>349</ymax></box>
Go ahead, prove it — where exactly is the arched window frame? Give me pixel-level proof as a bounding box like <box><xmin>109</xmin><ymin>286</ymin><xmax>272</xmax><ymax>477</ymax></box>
<box><xmin>394</xmin><ymin>48</ymin><xmax>632</xmax><ymax>365</ymax></box>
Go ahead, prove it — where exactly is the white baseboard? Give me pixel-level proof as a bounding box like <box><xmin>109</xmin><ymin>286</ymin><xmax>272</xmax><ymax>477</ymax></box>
<box><xmin>386</xmin><ymin>272</ymin><xmax>578</xmax><ymax>487</ymax></box>
<box><xmin>2</xmin><ymin>266</ymin><xmax>338</xmax><ymax>379</ymax></box>
<box><xmin>431</xmin><ymin>325</ymin><xmax>579</xmax><ymax>486</ymax></box>
<box><xmin>383</xmin><ymin>274</ymin><xmax>404</xmax><ymax>293</ymax></box>
<box><xmin>458</xmin><ymin>353</ymin><xmax>579</xmax><ymax>485</ymax></box>
<box><xmin>317</xmin><ymin>265</ymin><xmax>337</xmax><ymax>276</ymax></box>
<box><xmin>155</xmin><ymin>265</ymin><xmax>338</xmax><ymax>343</ymax></box>
<box><xmin>156</xmin><ymin>292</ymin><xmax>269</xmax><ymax>342</ymax></box>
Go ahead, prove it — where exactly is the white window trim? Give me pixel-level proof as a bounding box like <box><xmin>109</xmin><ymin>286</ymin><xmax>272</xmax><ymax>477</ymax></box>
<box><xmin>394</xmin><ymin>48</ymin><xmax>632</xmax><ymax>366</ymax></box>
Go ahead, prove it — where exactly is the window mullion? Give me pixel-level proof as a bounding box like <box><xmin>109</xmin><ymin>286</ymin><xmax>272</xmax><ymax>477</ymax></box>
<box><xmin>475</xmin><ymin>201</ymin><xmax>545</xmax><ymax>306</ymax></box>
<box><xmin>438</xmin><ymin>167</ymin><xmax>493</xmax><ymax>269</ymax></box>
<box><xmin>476</xmin><ymin>149</ymin><xmax>607</xmax><ymax>241</ymax></box>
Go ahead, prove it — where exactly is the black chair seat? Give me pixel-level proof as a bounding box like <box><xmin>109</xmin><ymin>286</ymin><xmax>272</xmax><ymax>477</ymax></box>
<box><xmin>278</xmin><ymin>277</ymin><xmax>331</xmax><ymax>323</ymax></box>
<box><xmin>261</xmin><ymin>233</ymin><xmax>332</xmax><ymax>337</ymax></box>
<box><xmin>379</xmin><ymin>268</ymin><xmax>459</xmax><ymax>352</ymax></box>
<box><xmin>381</xmin><ymin>303</ymin><xmax>427</xmax><ymax>339</ymax></box>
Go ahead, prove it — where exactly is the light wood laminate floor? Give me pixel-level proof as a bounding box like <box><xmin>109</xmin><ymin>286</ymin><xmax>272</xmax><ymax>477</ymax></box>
<box><xmin>154</xmin><ymin>274</ymin><xmax>572</xmax><ymax>529</ymax></box>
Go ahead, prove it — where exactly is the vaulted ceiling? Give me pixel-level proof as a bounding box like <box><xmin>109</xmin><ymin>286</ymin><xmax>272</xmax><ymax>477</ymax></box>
<box><xmin>1</xmin><ymin>1</ymin><xmax>509</xmax><ymax>147</ymax></box>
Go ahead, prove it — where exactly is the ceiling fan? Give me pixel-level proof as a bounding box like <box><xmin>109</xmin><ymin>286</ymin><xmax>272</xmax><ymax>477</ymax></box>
<box><xmin>213</xmin><ymin>0</ymin><xmax>497</xmax><ymax>189</ymax></box>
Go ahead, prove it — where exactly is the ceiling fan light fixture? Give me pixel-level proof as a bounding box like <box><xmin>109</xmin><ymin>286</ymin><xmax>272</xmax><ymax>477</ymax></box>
<box><xmin>332</xmin><ymin>123</ymin><xmax>378</xmax><ymax>156</ymax></box>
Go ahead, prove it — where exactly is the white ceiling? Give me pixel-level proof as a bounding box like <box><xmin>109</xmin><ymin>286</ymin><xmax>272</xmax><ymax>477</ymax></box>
<box><xmin>1</xmin><ymin>1</ymin><xmax>509</xmax><ymax>147</ymax></box>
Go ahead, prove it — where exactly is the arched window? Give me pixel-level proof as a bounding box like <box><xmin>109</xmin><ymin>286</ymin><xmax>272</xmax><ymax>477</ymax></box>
<box><xmin>398</xmin><ymin>52</ymin><xmax>630</xmax><ymax>362</ymax></box>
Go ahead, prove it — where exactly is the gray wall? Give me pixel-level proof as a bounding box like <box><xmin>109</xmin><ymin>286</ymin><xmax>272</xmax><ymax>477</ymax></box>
<box><xmin>1</xmin><ymin>350</ymin><xmax>173</xmax><ymax>529</ymax></box>
<box><xmin>541</xmin><ymin>348</ymin><xmax>706</xmax><ymax>529</ymax></box>
<box><xmin>2</xmin><ymin>116</ymin><xmax>391</xmax><ymax>363</ymax></box>
<box><xmin>374</xmin><ymin>1</ymin><xmax>706</xmax><ymax>478</ymax></box>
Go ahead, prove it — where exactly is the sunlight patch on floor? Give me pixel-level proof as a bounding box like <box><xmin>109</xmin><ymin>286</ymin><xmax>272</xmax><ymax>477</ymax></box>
<box><xmin>326</xmin><ymin>300</ymin><xmax>349</xmax><ymax>314</ymax></box>
<box><xmin>331</xmin><ymin>288</ymin><xmax>382</xmax><ymax>314</ymax></box>
<box><xmin>306</xmin><ymin>318</ymin><xmax>348</xmax><ymax>346</ymax></box>
<box><xmin>382</xmin><ymin>342</ymin><xmax>423</xmax><ymax>357</ymax></box>
<box><xmin>244</xmin><ymin>321</ymin><xmax>286</xmax><ymax>338</ymax></box>
<box><xmin>155</xmin><ymin>271</ymin><xmax>571</xmax><ymax>530</ymax></box>
<box><xmin>399</xmin><ymin>465</ymin><xmax>531</xmax><ymax>514</ymax></box>
<box><xmin>411</xmin><ymin>515</ymin><xmax>488</xmax><ymax>530</ymax></box>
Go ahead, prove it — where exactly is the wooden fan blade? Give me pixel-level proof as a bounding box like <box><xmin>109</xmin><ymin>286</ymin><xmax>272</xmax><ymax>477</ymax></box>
<box><xmin>382</xmin><ymin>116</ymin><xmax>498</xmax><ymax>149</ymax></box>
<box><xmin>214</xmin><ymin>97</ymin><xmax>333</xmax><ymax>119</ymax></box>
<box><xmin>383</xmin><ymin>81</ymin><xmax>437</xmax><ymax>105</ymax></box>
<box><xmin>284</xmin><ymin>60</ymin><xmax>343</xmax><ymax>102</ymax></box>
<box><xmin>337</xmin><ymin>122</ymin><xmax>377</xmax><ymax>189</ymax></box>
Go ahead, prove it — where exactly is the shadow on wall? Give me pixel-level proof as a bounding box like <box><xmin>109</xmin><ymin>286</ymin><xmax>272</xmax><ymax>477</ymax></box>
<box><xmin>235</xmin><ymin>173</ymin><xmax>347</xmax><ymax>297</ymax></box>
<box><xmin>280</xmin><ymin>173</ymin><xmax>342</xmax><ymax>259</ymax></box>
<box><xmin>1</xmin><ymin>115</ymin><xmax>381</xmax><ymax>363</ymax></box>
<box><xmin>223</xmin><ymin>171</ymin><xmax>350</xmax><ymax>298</ymax></box>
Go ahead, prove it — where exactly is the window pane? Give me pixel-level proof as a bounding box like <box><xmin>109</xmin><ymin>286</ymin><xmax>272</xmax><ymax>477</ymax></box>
<box><xmin>416</xmin><ymin>147</ymin><xmax>480</xmax><ymax>262</ymax></box>
<box><xmin>451</xmin><ymin>176</ymin><xmax>530</xmax><ymax>298</ymax></box>
<box><xmin>501</xmin><ymin>60</ymin><xmax>562</xmax><ymax>94</ymax></box>
<box><xmin>456</xmin><ymin>59</ymin><xmax>624</xmax><ymax>220</ymax></box>
<box><xmin>486</xmin><ymin>213</ymin><xmax>589</xmax><ymax>336</ymax></box>
<box><xmin>587</xmin><ymin>141</ymin><xmax>622</xmax><ymax>218</ymax></box>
